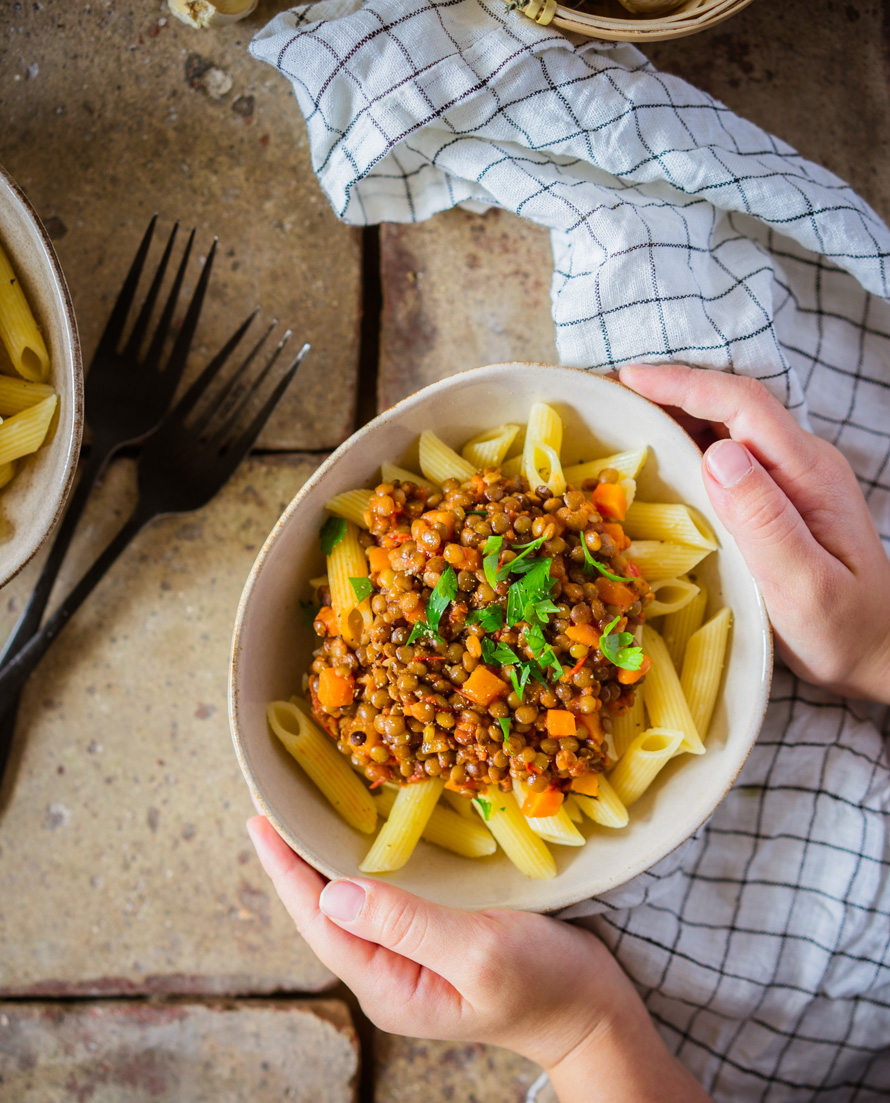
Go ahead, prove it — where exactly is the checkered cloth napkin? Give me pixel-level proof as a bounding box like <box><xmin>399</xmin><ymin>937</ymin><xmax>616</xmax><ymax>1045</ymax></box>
<box><xmin>251</xmin><ymin>1</ymin><xmax>890</xmax><ymax>1098</ymax></box>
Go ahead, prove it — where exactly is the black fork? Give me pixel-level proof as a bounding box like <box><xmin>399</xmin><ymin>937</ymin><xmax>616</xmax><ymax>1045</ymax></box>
<box><xmin>0</xmin><ymin>319</ymin><xmax>308</xmax><ymax>758</ymax></box>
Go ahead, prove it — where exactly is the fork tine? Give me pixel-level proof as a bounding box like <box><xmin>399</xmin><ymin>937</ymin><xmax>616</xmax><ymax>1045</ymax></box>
<box><xmin>121</xmin><ymin>221</ymin><xmax>179</xmax><ymax>358</ymax></box>
<box><xmin>92</xmin><ymin>215</ymin><xmax>158</xmax><ymax>357</ymax></box>
<box><xmin>219</xmin><ymin>342</ymin><xmax>310</xmax><ymax>462</ymax></box>
<box><xmin>192</xmin><ymin>319</ymin><xmax>277</xmax><ymax>437</ymax></box>
<box><xmin>155</xmin><ymin>236</ymin><xmax>218</xmax><ymax>404</ymax></box>
<box><xmin>164</xmin><ymin>308</ymin><xmax>259</xmax><ymax>430</ymax></box>
<box><xmin>140</xmin><ymin>226</ymin><xmax>194</xmax><ymax>371</ymax></box>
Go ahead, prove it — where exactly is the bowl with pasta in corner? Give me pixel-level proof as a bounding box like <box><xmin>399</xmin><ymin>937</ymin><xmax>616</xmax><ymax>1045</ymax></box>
<box><xmin>230</xmin><ymin>363</ymin><xmax>772</xmax><ymax>913</ymax></box>
<box><xmin>0</xmin><ymin>164</ymin><xmax>83</xmax><ymax>587</ymax></box>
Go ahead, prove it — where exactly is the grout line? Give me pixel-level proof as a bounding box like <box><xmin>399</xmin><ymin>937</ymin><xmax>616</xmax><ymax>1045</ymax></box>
<box><xmin>354</xmin><ymin>225</ymin><xmax>383</xmax><ymax>432</ymax></box>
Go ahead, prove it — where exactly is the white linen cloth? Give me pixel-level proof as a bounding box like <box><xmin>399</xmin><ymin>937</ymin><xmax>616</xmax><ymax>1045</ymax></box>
<box><xmin>251</xmin><ymin>2</ymin><xmax>890</xmax><ymax>1098</ymax></box>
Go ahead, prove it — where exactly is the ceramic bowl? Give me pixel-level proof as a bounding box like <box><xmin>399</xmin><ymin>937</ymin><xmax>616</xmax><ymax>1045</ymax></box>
<box><xmin>230</xmin><ymin>363</ymin><xmax>772</xmax><ymax>912</ymax></box>
<box><xmin>0</xmin><ymin>165</ymin><xmax>83</xmax><ymax>587</ymax></box>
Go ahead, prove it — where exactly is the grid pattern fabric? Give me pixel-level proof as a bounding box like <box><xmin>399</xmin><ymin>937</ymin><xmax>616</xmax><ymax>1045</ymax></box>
<box><xmin>250</xmin><ymin>2</ymin><xmax>890</xmax><ymax>1098</ymax></box>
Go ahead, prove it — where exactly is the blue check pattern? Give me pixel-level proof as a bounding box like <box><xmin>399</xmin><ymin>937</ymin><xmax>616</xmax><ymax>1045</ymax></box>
<box><xmin>251</xmin><ymin>2</ymin><xmax>890</xmax><ymax>1098</ymax></box>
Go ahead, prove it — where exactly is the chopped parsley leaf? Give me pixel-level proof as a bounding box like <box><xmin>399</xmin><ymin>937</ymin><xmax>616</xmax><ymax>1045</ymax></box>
<box><xmin>481</xmin><ymin>636</ymin><xmax>522</xmax><ymax>666</ymax></box>
<box><xmin>498</xmin><ymin>717</ymin><xmax>511</xmax><ymax>743</ymax></box>
<box><xmin>579</xmin><ymin>533</ymin><xmax>633</xmax><ymax>582</ymax></box>
<box><xmin>427</xmin><ymin>566</ymin><xmax>457</xmax><ymax>632</ymax></box>
<box><xmin>406</xmin><ymin>621</ymin><xmax>443</xmax><ymax>645</ymax></box>
<box><xmin>465</xmin><ymin>604</ymin><xmax>505</xmax><ymax>633</ymax></box>
<box><xmin>319</xmin><ymin>516</ymin><xmax>347</xmax><ymax>556</ymax></box>
<box><xmin>473</xmin><ymin>795</ymin><xmax>493</xmax><ymax>821</ymax></box>
<box><xmin>599</xmin><ymin>615</ymin><xmax>645</xmax><ymax>671</ymax></box>
<box><xmin>348</xmin><ymin>577</ymin><xmax>373</xmax><ymax>604</ymax></box>
<box><xmin>482</xmin><ymin>535</ymin><xmax>503</xmax><ymax>589</ymax></box>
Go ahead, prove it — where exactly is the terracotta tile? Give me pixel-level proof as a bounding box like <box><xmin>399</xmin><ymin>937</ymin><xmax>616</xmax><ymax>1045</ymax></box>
<box><xmin>0</xmin><ymin>455</ymin><xmax>332</xmax><ymax>996</ymax></box>
<box><xmin>378</xmin><ymin>209</ymin><xmax>557</xmax><ymax>411</ymax></box>
<box><xmin>374</xmin><ymin>1034</ymin><xmax>542</xmax><ymax>1103</ymax></box>
<box><xmin>0</xmin><ymin>4</ymin><xmax>361</xmax><ymax>451</ymax></box>
<box><xmin>0</xmin><ymin>999</ymin><xmax>358</xmax><ymax>1102</ymax></box>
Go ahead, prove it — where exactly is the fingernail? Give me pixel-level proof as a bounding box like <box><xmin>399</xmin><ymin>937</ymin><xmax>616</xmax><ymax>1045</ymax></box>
<box><xmin>320</xmin><ymin>879</ymin><xmax>365</xmax><ymax>922</ymax></box>
<box><xmin>706</xmin><ymin>440</ymin><xmax>753</xmax><ymax>488</ymax></box>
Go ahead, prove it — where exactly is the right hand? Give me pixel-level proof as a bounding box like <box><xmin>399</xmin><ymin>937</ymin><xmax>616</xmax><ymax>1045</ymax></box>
<box><xmin>619</xmin><ymin>364</ymin><xmax>890</xmax><ymax>703</ymax></box>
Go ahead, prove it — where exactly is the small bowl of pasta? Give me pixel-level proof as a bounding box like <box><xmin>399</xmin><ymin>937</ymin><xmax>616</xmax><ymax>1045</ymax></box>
<box><xmin>0</xmin><ymin>164</ymin><xmax>83</xmax><ymax>587</ymax></box>
<box><xmin>230</xmin><ymin>363</ymin><xmax>772</xmax><ymax>912</ymax></box>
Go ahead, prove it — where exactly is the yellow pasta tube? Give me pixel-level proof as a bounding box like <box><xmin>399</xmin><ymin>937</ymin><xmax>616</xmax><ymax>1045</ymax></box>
<box><xmin>646</xmin><ymin>577</ymin><xmax>701</xmax><ymax>618</ymax></box>
<box><xmin>500</xmin><ymin>455</ymin><xmax>522</xmax><ymax>478</ymax></box>
<box><xmin>641</xmin><ymin>625</ymin><xmax>705</xmax><ymax>755</ymax></box>
<box><xmin>0</xmin><ymin>375</ymin><xmax>55</xmax><ymax>416</ymax></box>
<box><xmin>266</xmin><ymin>700</ymin><xmax>377</xmax><ymax>834</ymax></box>
<box><xmin>0</xmin><ymin>394</ymin><xmax>57</xmax><ymax>465</ymax></box>
<box><xmin>327</xmin><ymin>520</ymin><xmax>373</xmax><ymax>648</ymax></box>
<box><xmin>522</xmin><ymin>402</ymin><xmax>566</xmax><ymax>496</ymax></box>
<box><xmin>360</xmin><ymin>778</ymin><xmax>444</xmax><ymax>873</ymax></box>
<box><xmin>380</xmin><ymin>461</ymin><xmax>436</xmax><ymax>492</ymax></box>
<box><xmin>474</xmin><ymin>786</ymin><xmax>556</xmax><ymax>879</ymax></box>
<box><xmin>608</xmin><ymin>727</ymin><xmax>684</xmax><ymax>807</ymax></box>
<box><xmin>563</xmin><ymin>447</ymin><xmax>647</xmax><ymax>485</ymax></box>
<box><xmin>0</xmin><ymin>242</ymin><xmax>50</xmax><ymax>381</ymax></box>
<box><xmin>442</xmin><ymin>789</ymin><xmax>476</xmax><ymax>819</ymax></box>
<box><xmin>572</xmin><ymin>774</ymin><xmax>629</xmax><ymax>829</ymax></box>
<box><xmin>661</xmin><ymin>582</ymin><xmax>708</xmax><ymax>669</ymax></box>
<box><xmin>680</xmin><ymin>607</ymin><xmax>732</xmax><ymax>739</ymax></box>
<box><xmin>375</xmin><ymin>785</ymin><xmax>496</xmax><ymax>858</ymax></box>
<box><xmin>611</xmin><ymin>686</ymin><xmax>646</xmax><ymax>759</ymax></box>
<box><xmin>627</xmin><ymin>540</ymin><xmax>709</xmax><ymax>581</ymax></box>
<box><xmin>461</xmin><ymin>423</ymin><xmax>521</xmax><ymax>469</ymax></box>
<box><xmin>512</xmin><ymin>780</ymin><xmax>586</xmax><ymax>846</ymax></box>
<box><xmin>419</xmin><ymin>430</ymin><xmax>478</xmax><ymax>485</ymax></box>
<box><xmin>563</xmin><ymin>793</ymin><xmax>583</xmax><ymax>824</ymax></box>
<box><xmin>324</xmin><ymin>488</ymin><xmax>372</xmax><ymax>528</ymax></box>
<box><xmin>624</xmin><ymin>501</ymin><xmax>717</xmax><ymax>551</ymax></box>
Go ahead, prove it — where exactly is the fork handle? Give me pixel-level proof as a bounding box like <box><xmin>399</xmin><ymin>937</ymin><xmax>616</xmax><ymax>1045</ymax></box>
<box><xmin>0</xmin><ymin>505</ymin><xmax>153</xmax><ymax>719</ymax></box>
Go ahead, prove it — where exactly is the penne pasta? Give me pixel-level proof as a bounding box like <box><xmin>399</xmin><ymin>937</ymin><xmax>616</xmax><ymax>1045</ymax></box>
<box><xmin>442</xmin><ymin>789</ymin><xmax>476</xmax><ymax>819</ymax></box>
<box><xmin>680</xmin><ymin>607</ymin><xmax>732</xmax><ymax>739</ymax></box>
<box><xmin>572</xmin><ymin>774</ymin><xmax>629</xmax><ymax>829</ymax></box>
<box><xmin>267</xmin><ymin>700</ymin><xmax>378</xmax><ymax>834</ymax></box>
<box><xmin>624</xmin><ymin>501</ymin><xmax>717</xmax><ymax>551</ymax></box>
<box><xmin>522</xmin><ymin>402</ymin><xmax>566</xmax><ymax>496</ymax></box>
<box><xmin>626</xmin><ymin>540</ymin><xmax>709</xmax><ymax>581</ymax></box>
<box><xmin>512</xmin><ymin>780</ymin><xmax>586</xmax><ymax>846</ymax></box>
<box><xmin>0</xmin><ymin>394</ymin><xmax>57</xmax><ymax>466</ymax></box>
<box><xmin>474</xmin><ymin>786</ymin><xmax>557</xmax><ymax>879</ymax></box>
<box><xmin>0</xmin><ymin>240</ymin><xmax>51</xmax><ymax>381</ymax></box>
<box><xmin>419</xmin><ymin>430</ymin><xmax>478</xmax><ymax>485</ymax></box>
<box><xmin>611</xmin><ymin>685</ymin><xmax>646</xmax><ymax>759</ymax></box>
<box><xmin>375</xmin><ymin>784</ymin><xmax>496</xmax><ymax>858</ymax></box>
<box><xmin>461</xmin><ymin>423</ymin><xmax>521</xmax><ymax>469</ymax></box>
<box><xmin>327</xmin><ymin>520</ymin><xmax>373</xmax><ymax>648</ymax></box>
<box><xmin>360</xmin><ymin>777</ymin><xmax>444</xmax><ymax>872</ymax></box>
<box><xmin>500</xmin><ymin>454</ymin><xmax>522</xmax><ymax>477</ymax></box>
<box><xmin>0</xmin><ymin>374</ymin><xmax>55</xmax><ymax>416</ymax></box>
<box><xmin>380</xmin><ymin>461</ymin><xmax>436</xmax><ymax>492</ymax></box>
<box><xmin>324</xmin><ymin>488</ymin><xmax>373</xmax><ymax>528</ymax></box>
<box><xmin>563</xmin><ymin>447</ymin><xmax>647</xmax><ymax>485</ymax></box>
<box><xmin>661</xmin><ymin>582</ymin><xmax>708</xmax><ymax>669</ymax></box>
<box><xmin>608</xmin><ymin>727</ymin><xmax>684</xmax><ymax>807</ymax></box>
<box><xmin>641</xmin><ymin>625</ymin><xmax>705</xmax><ymax>755</ymax></box>
<box><xmin>646</xmin><ymin>576</ymin><xmax>701</xmax><ymax>618</ymax></box>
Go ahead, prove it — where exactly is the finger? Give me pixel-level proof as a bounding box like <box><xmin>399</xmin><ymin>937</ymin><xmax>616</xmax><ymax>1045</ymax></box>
<box><xmin>701</xmin><ymin>438</ymin><xmax>834</xmax><ymax>598</ymax></box>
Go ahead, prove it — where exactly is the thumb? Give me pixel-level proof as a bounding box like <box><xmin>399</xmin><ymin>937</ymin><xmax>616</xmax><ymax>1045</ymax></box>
<box><xmin>319</xmin><ymin>876</ymin><xmax>484</xmax><ymax>976</ymax></box>
<box><xmin>702</xmin><ymin>438</ymin><xmax>824</xmax><ymax>596</ymax></box>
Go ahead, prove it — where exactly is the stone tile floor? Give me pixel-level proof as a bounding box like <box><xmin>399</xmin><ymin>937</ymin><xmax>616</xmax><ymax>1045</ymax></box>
<box><xmin>0</xmin><ymin>0</ymin><xmax>887</xmax><ymax>1100</ymax></box>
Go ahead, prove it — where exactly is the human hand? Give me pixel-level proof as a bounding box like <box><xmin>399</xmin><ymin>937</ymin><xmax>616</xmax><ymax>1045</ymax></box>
<box><xmin>246</xmin><ymin>815</ymin><xmax>709</xmax><ymax>1102</ymax></box>
<box><xmin>619</xmin><ymin>363</ymin><xmax>890</xmax><ymax>703</ymax></box>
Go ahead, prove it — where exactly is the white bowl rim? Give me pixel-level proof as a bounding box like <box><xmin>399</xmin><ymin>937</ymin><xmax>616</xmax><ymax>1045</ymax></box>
<box><xmin>0</xmin><ymin>163</ymin><xmax>84</xmax><ymax>587</ymax></box>
<box><xmin>230</xmin><ymin>362</ymin><xmax>772</xmax><ymax>910</ymax></box>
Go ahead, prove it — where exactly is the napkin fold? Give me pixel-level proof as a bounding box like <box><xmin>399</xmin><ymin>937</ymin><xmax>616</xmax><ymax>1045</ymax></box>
<box><xmin>251</xmin><ymin>3</ymin><xmax>890</xmax><ymax>1099</ymax></box>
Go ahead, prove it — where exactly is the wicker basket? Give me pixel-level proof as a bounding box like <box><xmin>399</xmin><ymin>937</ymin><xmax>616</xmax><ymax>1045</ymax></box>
<box><xmin>514</xmin><ymin>0</ymin><xmax>756</xmax><ymax>43</ymax></box>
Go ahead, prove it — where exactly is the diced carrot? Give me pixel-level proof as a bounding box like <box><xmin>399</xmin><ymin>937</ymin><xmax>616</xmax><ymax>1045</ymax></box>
<box><xmin>578</xmin><ymin>711</ymin><xmax>604</xmax><ymax>742</ymax></box>
<box><xmin>460</xmin><ymin>546</ymin><xmax>482</xmax><ymax>571</ymax></box>
<box><xmin>314</xmin><ymin>605</ymin><xmax>339</xmax><ymax>636</ymax></box>
<box><xmin>545</xmin><ymin>709</ymin><xmax>577</xmax><ymax>736</ymax></box>
<box><xmin>521</xmin><ymin>786</ymin><xmax>564</xmax><ymax>818</ymax></box>
<box><xmin>602</xmin><ymin>521</ymin><xmax>631</xmax><ymax>550</ymax></box>
<box><xmin>565</xmin><ymin>624</ymin><xmax>599</xmax><ymax>647</ymax></box>
<box><xmin>367</xmin><ymin>546</ymin><xmax>391</xmax><ymax>574</ymax></box>
<box><xmin>404</xmin><ymin>605</ymin><xmax>427</xmax><ymax>625</ymax></box>
<box><xmin>570</xmin><ymin>772</ymin><xmax>600</xmax><ymax>798</ymax></box>
<box><xmin>618</xmin><ymin>655</ymin><xmax>652</xmax><ymax>685</ymax></box>
<box><xmin>595</xmin><ymin>577</ymin><xmax>637</xmax><ymax>609</ymax></box>
<box><xmin>594</xmin><ymin>482</ymin><xmax>627</xmax><ymax>521</ymax></box>
<box><xmin>423</xmin><ymin>510</ymin><xmax>456</xmax><ymax>538</ymax></box>
<box><xmin>460</xmin><ymin>665</ymin><xmax>509</xmax><ymax>707</ymax></box>
<box><xmin>317</xmin><ymin>667</ymin><xmax>355</xmax><ymax>709</ymax></box>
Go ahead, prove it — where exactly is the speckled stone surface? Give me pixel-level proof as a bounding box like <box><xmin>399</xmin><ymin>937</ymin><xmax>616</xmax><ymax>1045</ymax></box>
<box><xmin>373</xmin><ymin>1035</ymin><xmax>542</xmax><ymax>1103</ymax></box>
<box><xmin>0</xmin><ymin>999</ymin><xmax>359</xmax><ymax>1101</ymax></box>
<box><xmin>0</xmin><ymin>0</ymin><xmax>361</xmax><ymax>451</ymax></box>
<box><xmin>0</xmin><ymin>454</ymin><xmax>333</xmax><ymax>996</ymax></box>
